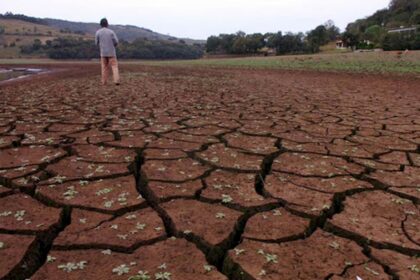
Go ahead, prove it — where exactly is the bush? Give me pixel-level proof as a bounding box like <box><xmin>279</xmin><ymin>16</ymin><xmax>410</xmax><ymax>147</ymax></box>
<box><xmin>382</xmin><ymin>32</ymin><xmax>420</xmax><ymax>50</ymax></box>
<box><xmin>357</xmin><ymin>41</ymin><xmax>375</xmax><ymax>49</ymax></box>
<box><xmin>411</xmin><ymin>33</ymin><xmax>420</xmax><ymax>49</ymax></box>
<box><xmin>47</xmin><ymin>38</ymin><xmax>97</xmax><ymax>59</ymax></box>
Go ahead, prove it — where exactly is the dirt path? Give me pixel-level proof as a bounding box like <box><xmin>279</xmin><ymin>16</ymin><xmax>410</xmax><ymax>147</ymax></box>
<box><xmin>0</xmin><ymin>65</ymin><xmax>419</xmax><ymax>280</ymax></box>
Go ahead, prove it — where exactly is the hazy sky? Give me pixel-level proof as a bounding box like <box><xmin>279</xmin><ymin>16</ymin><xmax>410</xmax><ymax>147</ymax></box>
<box><xmin>1</xmin><ymin>0</ymin><xmax>391</xmax><ymax>39</ymax></box>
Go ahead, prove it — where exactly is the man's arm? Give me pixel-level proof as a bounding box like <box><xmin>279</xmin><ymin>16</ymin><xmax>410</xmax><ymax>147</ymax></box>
<box><xmin>112</xmin><ymin>31</ymin><xmax>119</xmax><ymax>47</ymax></box>
<box><xmin>95</xmin><ymin>31</ymin><xmax>100</xmax><ymax>46</ymax></box>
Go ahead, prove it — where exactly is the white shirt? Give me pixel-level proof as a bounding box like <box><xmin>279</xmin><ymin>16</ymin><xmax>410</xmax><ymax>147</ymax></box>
<box><xmin>95</xmin><ymin>27</ymin><xmax>119</xmax><ymax>57</ymax></box>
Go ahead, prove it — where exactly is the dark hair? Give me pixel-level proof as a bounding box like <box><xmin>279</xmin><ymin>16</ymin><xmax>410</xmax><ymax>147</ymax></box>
<box><xmin>100</xmin><ymin>18</ymin><xmax>108</xmax><ymax>27</ymax></box>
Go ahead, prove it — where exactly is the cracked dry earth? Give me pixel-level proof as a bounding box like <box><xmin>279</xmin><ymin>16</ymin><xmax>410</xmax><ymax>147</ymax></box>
<box><xmin>0</xmin><ymin>65</ymin><xmax>419</xmax><ymax>280</ymax></box>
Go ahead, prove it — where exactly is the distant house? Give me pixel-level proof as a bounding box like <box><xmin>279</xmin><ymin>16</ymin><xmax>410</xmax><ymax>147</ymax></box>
<box><xmin>335</xmin><ymin>39</ymin><xmax>346</xmax><ymax>49</ymax></box>
<box><xmin>387</xmin><ymin>26</ymin><xmax>419</xmax><ymax>34</ymax></box>
<box><xmin>362</xmin><ymin>40</ymin><xmax>372</xmax><ymax>45</ymax></box>
<box><xmin>259</xmin><ymin>47</ymin><xmax>276</xmax><ymax>56</ymax></box>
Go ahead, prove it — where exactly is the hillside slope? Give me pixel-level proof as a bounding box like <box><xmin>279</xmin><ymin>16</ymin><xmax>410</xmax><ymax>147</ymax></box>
<box><xmin>0</xmin><ymin>18</ymin><xmax>93</xmax><ymax>58</ymax></box>
<box><xmin>346</xmin><ymin>0</ymin><xmax>420</xmax><ymax>33</ymax></box>
<box><xmin>0</xmin><ymin>13</ymin><xmax>204</xmax><ymax>59</ymax></box>
<box><xmin>0</xmin><ymin>13</ymin><xmax>203</xmax><ymax>44</ymax></box>
<box><xmin>0</xmin><ymin>14</ymin><xmax>204</xmax><ymax>59</ymax></box>
<box><xmin>43</xmin><ymin>18</ymin><xmax>176</xmax><ymax>42</ymax></box>
<box><xmin>343</xmin><ymin>0</ymin><xmax>420</xmax><ymax>50</ymax></box>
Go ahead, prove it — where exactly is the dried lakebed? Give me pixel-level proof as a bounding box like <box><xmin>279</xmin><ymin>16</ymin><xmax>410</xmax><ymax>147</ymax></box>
<box><xmin>0</xmin><ymin>65</ymin><xmax>419</xmax><ymax>280</ymax></box>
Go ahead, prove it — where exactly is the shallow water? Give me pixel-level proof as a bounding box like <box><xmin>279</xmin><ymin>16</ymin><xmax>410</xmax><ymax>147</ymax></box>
<box><xmin>0</xmin><ymin>68</ymin><xmax>44</xmax><ymax>82</ymax></box>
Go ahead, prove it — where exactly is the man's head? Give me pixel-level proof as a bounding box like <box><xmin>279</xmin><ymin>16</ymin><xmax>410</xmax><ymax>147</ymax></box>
<box><xmin>100</xmin><ymin>18</ymin><xmax>108</xmax><ymax>28</ymax></box>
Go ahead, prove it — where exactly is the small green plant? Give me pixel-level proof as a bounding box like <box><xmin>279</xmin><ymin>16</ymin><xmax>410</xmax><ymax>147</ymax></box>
<box><xmin>155</xmin><ymin>271</ymin><xmax>171</xmax><ymax>280</ymax></box>
<box><xmin>328</xmin><ymin>241</ymin><xmax>340</xmax><ymax>250</ymax></box>
<box><xmin>101</xmin><ymin>249</ymin><xmax>112</xmax><ymax>255</ymax></box>
<box><xmin>203</xmin><ymin>265</ymin><xmax>213</xmax><ymax>272</ymax></box>
<box><xmin>215</xmin><ymin>212</ymin><xmax>226</xmax><ymax>219</ymax></box>
<box><xmin>257</xmin><ymin>249</ymin><xmax>278</xmax><ymax>263</ymax></box>
<box><xmin>129</xmin><ymin>271</ymin><xmax>151</xmax><ymax>280</ymax></box>
<box><xmin>408</xmin><ymin>264</ymin><xmax>420</xmax><ymax>274</ymax></box>
<box><xmin>58</xmin><ymin>261</ymin><xmax>88</xmax><ymax>272</ymax></box>
<box><xmin>234</xmin><ymin>249</ymin><xmax>245</xmax><ymax>255</ymax></box>
<box><xmin>136</xmin><ymin>223</ymin><xmax>147</xmax><ymax>230</ymax></box>
<box><xmin>221</xmin><ymin>194</ymin><xmax>233</xmax><ymax>203</ymax></box>
<box><xmin>112</xmin><ymin>264</ymin><xmax>130</xmax><ymax>275</ymax></box>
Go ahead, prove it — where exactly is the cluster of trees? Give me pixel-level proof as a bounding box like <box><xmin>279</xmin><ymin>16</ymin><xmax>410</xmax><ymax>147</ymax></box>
<box><xmin>385</xmin><ymin>0</ymin><xmax>420</xmax><ymax>26</ymax></box>
<box><xmin>20</xmin><ymin>37</ymin><xmax>204</xmax><ymax>59</ymax></box>
<box><xmin>307</xmin><ymin>21</ymin><xmax>340</xmax><ymax>52</ymax></box>
<box><xmin>266</xmin><ymin>32</ymin><xmax>307</xmax><ymax>55</ymax></box>
<box><xmin>207</xmin><ymin>32</ymin><xmax>266</xmax><ymax>54</ymax></box>
<box><xmin>344</xmin><ymin>0</ymin><xmax>420</xmax><ymax>50</ymax></box>
<box><xmin>20</xmin><ymin>38</ymin><xmax>97</xmax><ymax>59</ymax></box>
<box><xmin>206</xmin><ymin>21</ymin><xmax>340</xmax><ymax>55</ymax></box>
<box><xmin>118</xmin><ymin>39</ymin><xmax>203</xmax><ymax>59</ymax></box>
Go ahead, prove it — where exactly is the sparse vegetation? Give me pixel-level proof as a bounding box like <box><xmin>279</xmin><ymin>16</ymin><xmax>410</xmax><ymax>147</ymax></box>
<box><xmin>142</xmin><ymin>51</ymin><xmax>420</xmax><ymax>74</ymax></box>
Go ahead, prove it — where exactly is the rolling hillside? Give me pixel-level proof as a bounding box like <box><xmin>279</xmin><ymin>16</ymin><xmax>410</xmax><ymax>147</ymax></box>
<box><xmin>43</xmin><ymin>18</ymin><xmax>176</xmax><ymax>42</ymax></box>
<box><xmin>346</xmin><ymin>0</ymin><xmax>420</xmax><ymax>33</ymax></box>
<box><xmin>0</xmin><ymin>17</ymin><xmax>94</xmax><ymax>58</ymax></box>
<box><xmin>0</xmin><ymin>13</ymin><xmax>204</xmax><ymax>58</ymax></box>
<box><xmin>343</xmin><ymin>0</ymin><xmax>420</xmax><ymax>50</ymax></box>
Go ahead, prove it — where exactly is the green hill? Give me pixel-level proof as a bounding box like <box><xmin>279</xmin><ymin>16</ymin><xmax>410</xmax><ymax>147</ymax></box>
<box><xmin>344</xmin><ymin>0</ymin><xmax>420</xmax><ymax>50</ymax></box>
<box><xmin>0</xmin><ymin>13</ymin><xmax>203</xmax><ymax>43</ymax></box>
<box><xmin>347</xmin><ymin>0</ymin><xmax>420</xmax><ymax>32</ymax></box>
<box><xmin>43</xmin><ymin>18</ymin><xmax>176</xmax><ymax>43</ymax></box>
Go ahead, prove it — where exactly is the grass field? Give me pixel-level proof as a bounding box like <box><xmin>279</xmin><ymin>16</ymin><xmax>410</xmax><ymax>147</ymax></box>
<box><xmin>143</xmin><ymin>51</ymin><xmax>420</xmax><ymax>75</ymax></box>
<box><xmin>1</xmin><ymin>51</ymin><xmax>420</xmax><ymax>75</ymax></box>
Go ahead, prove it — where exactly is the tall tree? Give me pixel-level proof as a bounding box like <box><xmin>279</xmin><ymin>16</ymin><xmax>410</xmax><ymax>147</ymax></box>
<box><xmin>206</xmin><ymin>36</ymin><xmax>221</xmax><ymax>53</ymax></box>
<box><xmin>324</xmin><ymin>20</ymin><xmax>340</xmax><ymax>41</ymax></box>
<box><xmin>307</xmin><ymin>25</ymin><xmax>329</xmax><ymax>53</ymax></box>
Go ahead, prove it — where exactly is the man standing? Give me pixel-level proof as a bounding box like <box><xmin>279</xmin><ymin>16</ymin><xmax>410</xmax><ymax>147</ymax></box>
<box><xmin>95</xmin><ymin>18</ymin><xmax>120</xmax><ymax>85</ymax></box>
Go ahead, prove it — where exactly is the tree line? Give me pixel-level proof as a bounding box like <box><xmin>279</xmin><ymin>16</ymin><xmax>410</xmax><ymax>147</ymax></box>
<box><xmin>206</xmin><ymin>21</ymin><xmax>340</xmax><ymax>55</ymax></box>
<box><xmin>20</xmin><ymin>37</ymin><xmax>204</xmax><ymax>59</ymax></box>
<box><xmin>118</xmin><ymin>39</ymin><xmax>203</xmax><ymax>59</ymax></box>
<box><xmin>206</xmin><ymin>0</ymin><xmax>420</xmax><ymax>55</ymax></box>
